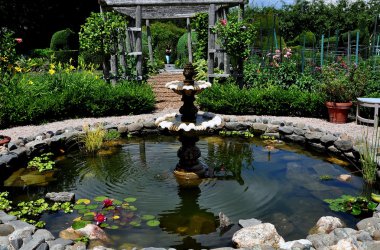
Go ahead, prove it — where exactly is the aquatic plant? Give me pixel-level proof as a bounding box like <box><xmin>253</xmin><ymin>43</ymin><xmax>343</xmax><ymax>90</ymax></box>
<box><xmin>219</xmin><ymin>130</ymin><xmax>254</xmax><ymax>138</ymax></box>
<box><xmin>102</xmin><ymin>198</ymin><xmax>113</xmax><ymax>208</ymax></box>
<box><xmin>104</xmin><ymin>129</ymin><xmax>121</xmax><ymax>141</ymax></box>
<box><xmin>319</xmin><ymin>175</ymin><xmax>334</xmax><ymax>181</ymax></box>
<box><xmin>0</xmin><ymin>192</ymin><xmax>12</xmax><ymax>211</ymax></box>
<box><xmin>324</xmin><ymin>195</ymin><xmax>378</xmax><ymax>216</ymax></box>
<box><xmin>80</xmin><ymin>124</ymin><xmax>106</xmax><ymax>153</ymax></box>
<box><xmin>27</xmin><ymin>152</ymin><xmax>55</xmax><ymax>172</ymax></box>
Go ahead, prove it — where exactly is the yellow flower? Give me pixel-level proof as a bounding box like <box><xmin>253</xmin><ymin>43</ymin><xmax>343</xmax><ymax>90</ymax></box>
<box><xmin>69</xmin><ymin>65</ymin><xmax>75</xmax><ymax>71</ymax></box>
<box><xmin>28</xmin><ymin>80</ymin><xmax>34</xmax><ymax>85</ymax></box>
<box><xmin>14</xmin><ymin>66</ymin><xmax>22</xmax><ymax>72</ymax></box>
<box><xmin>50</xmin><ymin>63</ymin><xmax>55</xmax><ymax>69</ymax></box>
<box><xmin>48</xmin><ymin>69</ymin><xmax>56</xmax><ymax>75</ymax></box>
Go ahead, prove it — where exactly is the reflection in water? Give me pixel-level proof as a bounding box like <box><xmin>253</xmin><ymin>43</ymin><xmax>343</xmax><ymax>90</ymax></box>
<box><xmin>159</xmin><ymin>186</ymin><xmax>217</xmax><ymax>237</ymax></box>
<box><xmin>204</xmin><ymin>137</ymin><xmax>255</xmax><ymax>185</ymax></box>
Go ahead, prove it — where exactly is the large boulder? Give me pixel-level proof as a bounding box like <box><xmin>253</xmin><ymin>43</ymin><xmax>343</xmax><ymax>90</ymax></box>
<box><xmin>45</xmin><ymin>192</ymin><xmax>75</xmax><ymax>202</ymax></box>
<box><xmin>310</xmin><ymin>216</ymin><xmax>344</xmax><ymax>234</ymax></box>
<box><xmin>232</xmin><ymin>223</ymin><xmax>284</xmax><ymax>248</ymax></box>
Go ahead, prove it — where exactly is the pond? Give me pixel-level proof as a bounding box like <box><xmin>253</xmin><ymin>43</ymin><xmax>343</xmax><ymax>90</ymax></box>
<box><xmin>1</xmin><ymin>135</ymin><xmax>368</xmax><ymax>249</ymax></box>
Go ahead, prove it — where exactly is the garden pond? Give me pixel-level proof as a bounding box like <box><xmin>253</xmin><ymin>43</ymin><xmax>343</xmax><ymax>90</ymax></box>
<box><xmin>0</xmin><ymin>135</ymin><xmax>373</xmax><ymax>249</ymax></box>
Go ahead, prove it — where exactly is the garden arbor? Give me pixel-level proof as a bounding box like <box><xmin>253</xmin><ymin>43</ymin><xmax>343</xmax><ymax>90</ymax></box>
<box><xmin>99</xmin><ymin>0</ymin><xmax>244</xmax><ymax>82</ymax></box>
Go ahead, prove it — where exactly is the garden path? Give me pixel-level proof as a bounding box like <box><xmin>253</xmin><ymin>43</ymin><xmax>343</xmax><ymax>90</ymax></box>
<box><xmin>148</xmin><ymin>71</ymin><xmax>183</xmax><ymax>111</ymax></box>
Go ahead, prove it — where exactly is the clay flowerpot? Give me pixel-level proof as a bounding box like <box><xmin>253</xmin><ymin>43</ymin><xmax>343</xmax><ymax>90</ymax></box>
<box><xmin>0</xmin><ymin>135</ymin><xmax>11</xmax><ymax>146</ymax></box>
<box><xmin>325</xmin><ymin>102</ymin><xmax>353</xmax><ymax>124</ymax></box>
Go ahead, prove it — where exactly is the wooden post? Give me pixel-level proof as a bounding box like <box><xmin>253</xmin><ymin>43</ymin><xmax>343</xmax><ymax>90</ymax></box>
<box><xmin>118</xmin><ymin>34</ymin><xmax>127</xmax><ymax>79</ymax></box>
<box><xmin>146</xmin><ymin>19</ymin><xmax>154</xmax><ymax>64</ymax></box>
<box><xmin>187</xmin><ymin>17</ymin><xmax>193</xmax><ymax>63</ymax></box>
<box><xmin>99</xmin><ymin>5</ymin><xmax>110</xmax><ymax>82</ymax></box>
<box><xmin>320</xmin><ymin>34</ymin><xmax>324</xmax><ymax>67</ymax></box>
<box><xmin>125</xmin><ymin>23</ymin><xmax>132</xmax><ymax>53</ymax></box>
<box><xmin>136</xmin><ymin>5</ymin><xmax>142</xmax><ymax>81</ymax></box>
<box><xmin>347</xmin><ymin>31</ymin><xmax>351</xmax><ymax>66</ymax></box>
<box><xmin>208</xmin><ymin>4</ymin><xmax>216</xmax><ymax>83</ymax></box>
<box><xmin>238</xmin><ymin>3</ymin><xmax>244</xmax><ymax>21</ymax></box>
<box><xmin>302</xmin><ymin>35</ymin><xmax>305</xmax><ymax>73</ymax></box>
<box><xmin>223</xmin><ymin>8</ymin><xmax>230</xmax><ymax>74</ymax></box>
<box><xmin>355</xmin><ymin>31</ymin><xmax>360</xmax><ymax>65</ymax></box>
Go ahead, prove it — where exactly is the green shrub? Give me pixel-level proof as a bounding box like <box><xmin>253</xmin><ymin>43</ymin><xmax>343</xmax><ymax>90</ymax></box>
<box><xmin>288</xmin><ymin>31</ymin><xmax>316</xmax><ymax>47</ymax></box>
<box><xmin>176</xmin><ymin>32</ymin><xmax>197</xmax><ymax>68</ymax></box>
<box><xmin>50</xmin><ymin>28</ymin><xmax>77</xmax><ymax>51</ymax></box>
<box><xmin>197</xmin><ymin>83</ymin><xmax>325</xmax><ymax>117</ymax></box>
<box><xmin>0</xmin><ymin>71</ymin><xmax>155</xmax><ymax>128</ymax></box>
<box><xmin>52</xmin><ymin>50</ymin><xmax>78</xmax><ymax>64</ymax></box>
<box><xmin>30</xmin><ymin>48</ymin><xmax>53</xmax><ymax>58</ymax></box>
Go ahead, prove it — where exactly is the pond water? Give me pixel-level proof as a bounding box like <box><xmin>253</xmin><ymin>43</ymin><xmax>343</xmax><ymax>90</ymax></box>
<box><xmin>2</xmin><ymin>135</ymin><xmax>370</xmax><ymax>249</ymax></box>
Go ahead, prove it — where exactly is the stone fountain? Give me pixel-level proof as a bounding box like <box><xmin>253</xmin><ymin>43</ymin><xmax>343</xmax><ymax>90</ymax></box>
<box><xmin>155</xmin><ymin>63</ymin><xmax>222</xmax><ymax>184</ymax></box>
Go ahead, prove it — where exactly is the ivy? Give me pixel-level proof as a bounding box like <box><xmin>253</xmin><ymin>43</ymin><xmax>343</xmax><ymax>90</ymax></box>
<box><xmin>193</xmin><ymin>13</ymin><xmax>208</xmax><ymax>61</ymax></box>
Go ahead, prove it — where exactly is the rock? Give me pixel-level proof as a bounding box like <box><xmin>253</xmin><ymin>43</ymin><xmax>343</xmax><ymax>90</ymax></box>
<box><xmin>8</xmin><ymin>228</ymin><xmax>33</xmax><ymax>249</ymax></box>
<box><xmin>284</xmin><ymin>135</ymin><xmax>306</xmax><ymax>143</ymax></box>
<box><xmin>356</xmin><ymin>217</ymin><xmax>380</xmax><ymax>237</ymax></box>
<box><xmin>329</xmin><ymin>228</ymin><xmax>358</xmax><ymax>242</ymax></box>
<box><xmin>24</xmin><ymin>141</ymin><xmax>48</xmax><ymax>155</ymax></box>
<box><xmin>266</xmin><ymin>125</ymin><xmax>279</xmax><ymax>133</ymax></box>
<box><xmin>337</xmin><ymin>174</ymin><xmax>352</xmax><ymax>181</ymax></box>
<box><xmin>334</xmin><ymin>140</ymin><xmax>353</xmax><ymax>152</ymax></box>
<box><xmin>218</xmin><ymin>212</ymin><xmax>231</xmax><ymax>229</ymax></box>
<box><xmin>238</xmin><ymin>218</ymin><xmax>262</xmax><ymax>228</ymax></box>
<box><xmin>306</xmin><ymin>233</ymin><xmax>335</xmax><ymax>248</ymax></box>
<box><xmin>127</xmin><ymin>123</ymin><xmax>143</xmax><ymax>133</ymax></box>
<box><xmin>19</xmin><ymin>235</ymin><xmax>44</xmax><ymax>250</ymax></box>
<box><xmin>330</xmin><ymin>237</ymin><xmax>360</xmax><ymax>250</ymax></box>
<box><xmin>0</xmin><ymin>211</ymin><xmax>17</xmax><ymax>223</ymax></box>
<box><xmin>92</xmin><ymin>246</ymin><xmax>114</xmax><ymax>250</ymax></box>
<box><xmin>310</xmin><ymin>216</ymin><xmax>344</xmax><ymax>234</ymax></box>
<box><xmin>59</xmin><ymin>228</ymin><xmax>83</xmax><ymax>241</ymax></box>
<box><xmin>0</xmin><ymin>236</ymin><xmax>10</xmax><ymax>250</ymax></box>
<box><xmin>67</xmin><ymin>242</ymin><xmax>86</xmax><ymax>250</ymax></box>
<box><xmin>320</xmin><ymin>134</ymin><xmax>338</xmax><ymax>145</ymax></box>
<box><xmin>6</xmin><ymin>221</ymin><xmax>35</xmax><ymax>232</ymax></box>
<box><xmin>143</xmin><ymin>121</ymin><xmax>156</xmax><ymax>129</ymax></box>
<box><xmin>252</xmin><ymin>124</ymin><xmax>268</xmax><ymax>134</ymax></box>
<box><xmin>285</xmin><ymin>122</ymin><xmax>293</xmax><ymax>126</ymax></box>
<box><xmin>293</xmin><ymin>128</ymin><xmax>306</xmax><ymax>136</ymax></box>
<box><xmin>279</xmin><ymin>239</ymin><xmax>312</xmax><ymax>250</ymax></box>
<box><xmin>0</xmin><ymin>153</ymin><xmax>18</xmax><ymax>168</ymax></box>
<box><xmin>77</xmin><ymin>224</ymin><xmax>109</xmax><ymax>242</ymax></box>
<box><xmin>295</xmin><ymin>123</ymin><xmax>305</xmax><ymax>129</ymax></box>
<box><xmin>47</xmin><ymin>238</ymin><xmax>73</xmax><ymax>249</ymax></box>
<box><xmin>225</xmin><ymin>122</ymin><xmax>250</xmax><ymax>131</ymax></box>
<box><xmin>305</xmin><ymin>132</ymin><xmax>323</xmax><ymax>142</ymax></box>
<box><xmin>0</xmin><ymin>225</ymin><xmax>14</xmax><ymax>236</ymax></box>
<box><xmin>36</xmin><ymin>242</ymin><xmax>48</xmax><ymax>250</ymax></box>
<box><xmin>232</xmin><ymin>223</ymin><xmax>284</xmax><ymax>248</ymax></box>
<box><xmin>362</xmin><ymin>241</ymin><xmax>380</xmax><ymax>250</ymax></box>
<box><xmin>309</xmin><ymin>143</ymin><xmax>325</xmax><ymax>152</ymax></box>
<box><xmin>328</xmin><ymin>145</ymin><xmax>340</xmax><ymax>153</ymax></box>
<box><xmin>372</xmin><ymin>230</ymin><xmax>380</xmax><ymax>240</ymax></box>
<box><xmin>45</xmin><ymin>192</ymin><xmax>75</xmax><ymax>202</ymax></box>
<box><xmin>279</xmin><ymin>126</ymin><xmax>294</xmax><ymax>135</ymax></box>
<box><xmin>271</xmin><ymin>120</ymin><xmax>283</xmax><ymax>125</ymax></box>
<box><xmin>33</xmin><ymin>229</ymin><xmax>55</xmax><ymax>241</ymax></box>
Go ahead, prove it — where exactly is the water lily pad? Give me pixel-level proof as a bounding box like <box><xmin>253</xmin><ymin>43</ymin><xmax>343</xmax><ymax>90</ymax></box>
<box><xmin>78</xmin><ymin>209</ymin><xmax>90</xmax><ymax>214</ymax></box>
<box><xmin>73</xmin><ymin>204</ymin><xmax>86</xmax><ymax>210</ymax></box>
<box><xmin>82</xmin><ymin>215</ymin><xmax>94</xmax><ymax>221</ymax></box>
<box><xmin>99</xmin><ymin>223</ymin><xmax>109</xmax><ymax>228</ymax></box>
<box><xmin>94</xmin><ymin>196</ymin><xmax>109</xmax><ymax>202</ymax></box>
<box><xmin>76</xmin><ymin>199</ymin><xmax>91</xmax><ymax>205</ymax></box>
<box><xmin>113</xmin><ymin>199</ymin><xmax>122</xmax><ymax>205</ymax></box>
<box><xmin>73</xmin><ymin>217</ymin><xmax>82</xmax><ymax>222</ymax></box>
<box><xmin>141</xmin><ymin>215</ymin><xmax>155</xmax><ymax>220</ymax></box>
<box><xmin>128</xmin><ymin>206</ymin><xmax>137</xmax><ymax>211</ymax></box>
<box><xmin>130</xmin><ymin>221</ymin><xmax>141</xmax><ymax>227</ymax></box>
<box><xmin>121</xmin><ymin>203</ymin><xmax>129</xmax><ymax>209</ymax></box>
<box><xmin>86</xmin><ymin>205</ymin><xmax>98</xmax><ymax>210</ymax></box>
<box><xmin>124</xmin><ymin>197</ymin><xmax>137</xmax><ymax>202</ymax></box>
<box><xmin>146</xmin><ymin>220</ymin><xmax>160</xmax><ymax>227</ymax></box>
<box><xmin>105</xmin><ymin>206</ymin><xmax>115</xmax><ymax>210</ymax></box>
<box><xmin>112</xmin><ymin>215</ymin><xmax>120</xmax><ymax>220</ymax></box>
<box><xmin>108</xmin><ymin>225</ymin><xmax>119</xmax><ymax>229</ymax></box>
<box><xmin>72</xmin><ymin>220</ymin><xmax>90</xmax><ymax>230</ymax></box>
<box><xmin>84</xmin><ymin>212</ymin><xmax>95</xmax><ymax>216</ymax></box>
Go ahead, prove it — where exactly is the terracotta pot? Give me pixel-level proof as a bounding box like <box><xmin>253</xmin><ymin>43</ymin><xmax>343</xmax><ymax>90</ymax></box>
<box><xmin>0</xmin><ymin>135</ymin><xmax>11</xmax><ymax>146</ymax></box>
<box><xmin>325</xmin><ymin>101</ymin><xmax>353</xmax><ymax>124</ymax></box>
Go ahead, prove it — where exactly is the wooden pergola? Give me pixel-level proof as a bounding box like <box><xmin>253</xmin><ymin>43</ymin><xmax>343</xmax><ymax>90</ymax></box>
<box><xmin>99</xmin><ymin>0</ymin><xmax>244</xmax><ymax>82</ymax></box>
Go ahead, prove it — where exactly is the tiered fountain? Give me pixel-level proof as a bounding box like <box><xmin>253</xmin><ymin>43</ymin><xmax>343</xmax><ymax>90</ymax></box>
<box><xmin>155</xmin><ymin>63</ymin><xmax>222</xmax><ymax>184</ymax></box>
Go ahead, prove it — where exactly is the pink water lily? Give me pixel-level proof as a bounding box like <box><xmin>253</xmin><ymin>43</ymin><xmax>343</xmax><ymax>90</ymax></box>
<box><xmin>94</xmin><ymin>213</ymin><xmax>106</xmax><ymax>225</ymax></box>
<box><xmin>103</xmin><ymin>198</ymin><xmax>113</xmax><ymax>208</ymax></box>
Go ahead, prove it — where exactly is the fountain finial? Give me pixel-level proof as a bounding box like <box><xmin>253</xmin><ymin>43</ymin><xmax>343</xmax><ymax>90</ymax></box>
<box><xmin>183</xmin><ymin>63</ymin><xmax>196</xmax><ymax>86</ymax></box>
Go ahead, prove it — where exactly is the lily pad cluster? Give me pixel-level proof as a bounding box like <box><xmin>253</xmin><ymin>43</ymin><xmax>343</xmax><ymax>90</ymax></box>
<box><xmin>219</xmin><ymin>130</ymin><xmax>254</xmax><ymax>138</ymax></box>
<box><xmin>71</xmin><ymin>196</ymin><xmax>160</xmax><ymax>230</ymax></box>
<box><xmin>324</xmin><ymin>195</ymin><xmax>378</xmax><ymax>216</ymax></box>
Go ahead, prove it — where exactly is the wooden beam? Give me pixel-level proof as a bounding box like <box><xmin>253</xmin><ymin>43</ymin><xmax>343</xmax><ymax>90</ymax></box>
<box><xmin>208</xmin><ymin>4</ymin><xmax>216</xmax><ymax>83</ymax></box>
<box><xmin>101</xmin><ymin>0</ymin><xmax>244</xmax><ymax>7</ymax></box>
<box><xmin>187</xmin><ymin>17</ymin><xmax>193</xmax><ymax>63</ymax></box>
<box><xmin>223</xmin><ymin>7</ymin><xmax>230</xmax><ymax>74</ymax></box>
<box><xmin>114</xmin><ymin>6</ymin><xmax>209</xmax><ymax>19</ymax></box>
<box><xmin>136</xmin><ymin>5</ymin><xmax>143</xmax><ymax>80</ymax></box>
<box><xmin>146</xmin><ymin>19</ymin><xmax>154</xmax><ymax>64</ymax></box>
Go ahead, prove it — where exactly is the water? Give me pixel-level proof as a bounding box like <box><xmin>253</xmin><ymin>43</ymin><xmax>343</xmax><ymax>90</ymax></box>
<box><xmin>1</xmin><ymin>135</ymin><xmax>370</xmax><ymax>249</ymax></box>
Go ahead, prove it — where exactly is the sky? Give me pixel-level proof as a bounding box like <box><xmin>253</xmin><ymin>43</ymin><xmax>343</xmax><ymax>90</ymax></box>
<box><xmin>248</xmin><ymin>0</ymin><xmax>344</xmax><ymax>8</ymax></box>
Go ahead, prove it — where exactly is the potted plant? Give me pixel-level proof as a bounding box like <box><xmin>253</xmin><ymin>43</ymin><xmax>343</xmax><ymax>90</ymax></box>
<box><xmin>320</xmin><ymin>62</ymin><xmax>365</xmax><ymax>123</ymax></box>
<box><xmin>0</xmin><ymin>135</ymin><xmax>11</xmax><ymax>146</ymax></box>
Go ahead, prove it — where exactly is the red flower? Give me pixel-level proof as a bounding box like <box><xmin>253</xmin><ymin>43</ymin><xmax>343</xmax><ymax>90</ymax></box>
<box><xmin>15</xmin><ymin>38</ymin><xmax>23</xmax><ymax>44</ymax></box>
<box><xmin>103</xmin><ymin>198</ymin><xmax>113</xmax><ymax>208</ymax></box>
<box><xmin>220</xmin><ymin>19</ymin><xmax>227</xmax><ymax>26</ymax></box>
<box><xmin>94</xmin><ymin>213</ymin><xmax>106</xmax><ymax>225</ymax></box>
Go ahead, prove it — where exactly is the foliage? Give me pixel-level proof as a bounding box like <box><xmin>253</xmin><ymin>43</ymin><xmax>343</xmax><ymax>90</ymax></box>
<box><xmin>80</xmin><ymin>124</ymin><xmax>106</xmax><ymax>153</ymax></box>
<box><xmin>213</xmin><ymin>14</ymin><xmax>256</xmax><ymax>64</ymax></box>
<box><xmin>104</xmin><ymin>129</ymin><xmax>121</xmax><ymax>141</ymax></box>
<box><xmin>357</xmin><ymin>122</ymin><xmax>379</xmax><ymax>184</ymax></box>
<box><xmin>193</xmin><ymin>59</ymin><xmax>223</xmax><ymax>83</ymax></box>
<box><xmin>0</xmin><ymin>67</ymin><xmax>155</xmax><ymax>128</ymax></box>
<box><xmin>0</xmin><ymin>27</ymin><xmax>17</xmax><ymax>83</ymax></box>
<box><xmin>0</xmin><ymin>193</ymin><xmax>73</xmax><ymax>228</ymax></box>
<box><xmin>176</xmin><ymin>32</ymin><xmax>197</xmax><ymax>68</ymax></box>
<box><xmin>193</xmin><ymin>13</ymin><xmax>208</xmax><ymax>61</ymax></box>
<box><xmin>288</xmin><ymin>31</ymin><xmax>316</xmax><ymax>47</ymax></box>
<box><xmin>30</xmin><ymin>48</ymin><xmax>53</xmax><ymax>59</ymax></box>
<box><xmin>52</xmin><ymin>50</ymin><xmax>79</xmax><ymax>65</ymax></box>
<box><xmin>219</xmin><ymin>130</ymin><xmax>254</xmax><ymax>138</ymax></box>
<box><xmin>197</xmin><ymin>83</ymin><xmax>325</xmax><ymax>117</ymax></box>
<box><xmin>50</xmin><ymin>28</ymin><xmax>77</xmax><ymax>51</ymax></box>
<box><xmin>79</xmin><ymin>11</ymin><xmax>127</xmax><ymax>63</ymax></box>
<box><xmin>27</xmin><ymin>153</ymin><xmax>55</xmax><ymax>172</ymax></box>
<box><xmin>74</xmin><ymin>236</ymin><xmax>90</xmax><ymax>245</ymax></box>
<box><xmin>324</xmin><ymin>195</ymin><xmax>377</xmax><ymax>216</ymax></box>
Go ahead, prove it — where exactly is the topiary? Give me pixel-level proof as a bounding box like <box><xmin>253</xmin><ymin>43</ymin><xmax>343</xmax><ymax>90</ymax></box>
<box><xmin>288</xmin><ymin>31</ymin><xmax>316</xmax><ymax>47</ymax></box>
<box><xmin>50</xmin><ymin>28</ymin><xmax>78</xmax><ymax>51</ymax></box>
<box><xmin>176</xmin><ymin>32</ymin><xmax>197</xmax><ymax>68</ymax></box>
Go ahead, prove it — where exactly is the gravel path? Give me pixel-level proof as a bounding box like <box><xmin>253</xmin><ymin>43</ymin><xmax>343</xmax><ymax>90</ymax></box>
<box><xmin>0</xmin><ymin>109</ymin><xmax>373</xmax><ymax>143</ymax></box>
